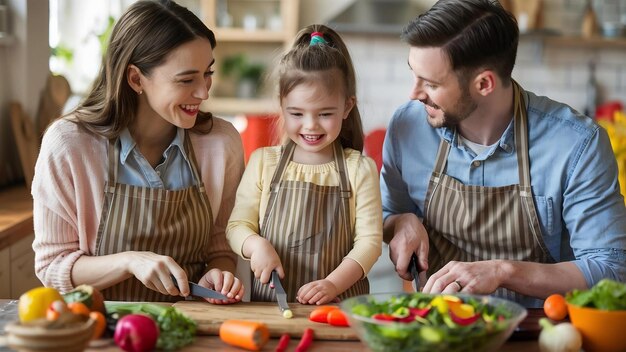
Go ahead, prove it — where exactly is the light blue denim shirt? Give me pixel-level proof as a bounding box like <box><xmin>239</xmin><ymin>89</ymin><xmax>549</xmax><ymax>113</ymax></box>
<box><xmin>381</xmin><ymin>88</ymin><xmax>626</xmax><ymax>294</ymax></box>
<box><xmin>116</xmin><ymin>127</ymin><xmax>194</xmax><ymax>189</ymax></box>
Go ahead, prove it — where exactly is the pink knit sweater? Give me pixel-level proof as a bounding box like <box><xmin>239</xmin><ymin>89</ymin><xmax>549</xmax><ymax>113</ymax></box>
<box><xmin>31</xmin><ymin>117</ymin><xmax>244</xmax><ymax>293</ymax></box>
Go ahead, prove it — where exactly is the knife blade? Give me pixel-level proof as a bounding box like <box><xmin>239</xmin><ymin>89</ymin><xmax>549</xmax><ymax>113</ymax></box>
<box><xmin>409</xmin><ymin>253</ymin><xmax>420</xmax><ymax>292</ymax></box>
<box><xmin>171</xmin><ymin>274</ymin><xmax>228</xmax><ymax>300</ymax></box>
<box><xmin>271</xmin><ymin>270</ymin><xmax>293</xmax><ymax>318</ymax></box>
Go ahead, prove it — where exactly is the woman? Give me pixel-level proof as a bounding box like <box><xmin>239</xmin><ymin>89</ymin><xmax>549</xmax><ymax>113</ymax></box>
<box><xmin>32</xmin><ymin>0</ymin><xmax>245</xmax><ymax>303</ymax></box>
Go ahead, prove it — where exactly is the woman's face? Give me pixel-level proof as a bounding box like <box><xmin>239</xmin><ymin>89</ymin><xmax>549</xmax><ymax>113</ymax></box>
<box><xmin>281</xmin><ymin>74</ymin><xmax>354</xmax><ymax>164</ymax></box>
<box><xmin>138</xmin><ymin>37</ymin><xmax>214</xmax><ymax>129</ymax></box>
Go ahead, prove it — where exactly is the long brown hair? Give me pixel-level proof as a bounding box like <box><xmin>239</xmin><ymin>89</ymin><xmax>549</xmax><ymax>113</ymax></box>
<box><xmin>278</xmin><ymin>24</ymin><xmax>364</xmax><ymax>152</ymax></box>
<box><xmin>70</xmin><ymin>0</ymin><xmax>217</xmax><ymax>138</ymax></box>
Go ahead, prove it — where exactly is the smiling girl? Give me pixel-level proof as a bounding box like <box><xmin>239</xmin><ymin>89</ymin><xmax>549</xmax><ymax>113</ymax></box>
<box><xmin>32</xmin><ymin>0</ymin><xmax>245</xmax><ymax>303</ymax></box>
<box><xmin>227</xmin><ymin>24</ymin><xmax>382</xmax><ymax>304</ymax></box>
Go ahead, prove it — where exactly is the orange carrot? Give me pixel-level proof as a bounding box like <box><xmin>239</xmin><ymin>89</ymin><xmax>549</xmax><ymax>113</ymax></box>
<box><xmin>219</xmin><ymin>320</ymin><xmax>269</xmax><ymax>351</ymax></box>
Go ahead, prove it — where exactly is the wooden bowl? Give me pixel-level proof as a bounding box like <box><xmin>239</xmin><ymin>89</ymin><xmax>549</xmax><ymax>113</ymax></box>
<box><xmin>567</xmin><ymin>303</ymin><xmax>626</xmax><ymax>352</ymax></box>
<box><xmin>5</xmin><ymin>317</ymin><xmax>95</xmax><ymax>352</ymax></box>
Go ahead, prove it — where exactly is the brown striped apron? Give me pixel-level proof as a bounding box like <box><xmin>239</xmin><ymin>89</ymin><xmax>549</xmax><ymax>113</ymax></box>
<box><xmin>95</xmin><ymin>131</ymin><xmax>213</xmax><ymax>302</ymax></box>
<box><xmin>423</xmin><ymin>82</ymin><xmax>555</xmax><ymax>305</ymax></box>
<box><xmin>252</xmin><ymin>141</ymin><xmax>369</xmax><ymax>302</ymax></box>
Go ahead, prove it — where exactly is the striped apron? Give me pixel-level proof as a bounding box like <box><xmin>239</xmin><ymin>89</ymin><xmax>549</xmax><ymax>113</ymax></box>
<box><xmin>95</xmin><ymin>131</ymin><xmax>213</xmax><ymax>302</ymax></box>
<box><xmin>252</xmin><ymin>141</ymin><xmax>369</xmax><ymax>302</ymax></box>
<box><xmin>423</xmin><ymin>82</ymin><xmax>555</xmax><ymax>305</ymax></box>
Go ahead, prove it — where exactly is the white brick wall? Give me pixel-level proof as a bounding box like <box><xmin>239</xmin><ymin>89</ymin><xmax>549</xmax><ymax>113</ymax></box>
<box><xmin>344</xmin><ymin>35</ymin><xmax>626</xmax><ymax>132</ymax></box>
<box><xmin>343</xmin><ymin>0</ymin><xmax>626</xmax><ymax>134</ymax></box>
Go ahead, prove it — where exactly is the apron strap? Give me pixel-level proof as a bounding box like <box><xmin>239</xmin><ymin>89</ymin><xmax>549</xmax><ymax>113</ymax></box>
<box><xmin>433</xmin><ymin>138</ymin><xmax>451</xmax><ymax>178</ymax></box>
<box><xmin>182</xmin><ymin>130</ymin><xmax>205</xmax><ymax>191</ymax></box>
<box><xmin>106</xmin><ymin>139</ymin><xmax>119</xmax><ymax>193</ymax></box>
<box><xmin>513</xmin><ymin>81</ymin><xmax>532</xmax><ymax>190</ymax></box>
<box><xmin>333</xmin><ymin>142</ymin><xmax>351</xmax><ymax>199</ymax></box>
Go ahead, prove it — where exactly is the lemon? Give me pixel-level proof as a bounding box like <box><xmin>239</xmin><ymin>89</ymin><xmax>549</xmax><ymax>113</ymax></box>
<box><xmin>18</xmin><ymin>286</ymin><xmax>63</xmax><ymax>322</ymax></box>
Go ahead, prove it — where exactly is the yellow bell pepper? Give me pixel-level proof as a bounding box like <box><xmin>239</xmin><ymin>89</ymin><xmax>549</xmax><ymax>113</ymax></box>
<box><xmin>18</xmin><ymin>286</ymin><xmax>63</xmax><ymax>323</ymax></box>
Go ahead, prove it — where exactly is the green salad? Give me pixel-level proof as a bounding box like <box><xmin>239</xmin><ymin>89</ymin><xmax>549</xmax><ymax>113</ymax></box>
<box><xmin>566</xmin><ymin>279</ymin><xmax>626</xmax><ymax>310</ymax></box>
<box><xmin>346</xmin><ymin>293</ymin><xmax>523</xmax><ymax>352</ymax></box>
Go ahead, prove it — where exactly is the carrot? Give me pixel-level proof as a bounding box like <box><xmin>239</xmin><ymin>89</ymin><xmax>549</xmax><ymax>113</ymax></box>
<box><xmin>219</xmin><ymin>320</ymin><xmax>269</xmax><ymax>351</ymax></box>
<box><xmin>295</xmin><ymin>328</ymin><xmax>314</xmax><ymax>352</ymax></box>
<box><xmin>89</xmin><ymin>311</ymin><xmax>106</xmax><ymax>340</ymax></box>
<box><xmin>275</xmin><ymin>333</ymin><xmax>290</xmax><ymax>352</ymax></box>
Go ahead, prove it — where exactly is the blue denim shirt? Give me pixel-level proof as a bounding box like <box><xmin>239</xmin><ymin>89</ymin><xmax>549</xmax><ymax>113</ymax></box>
<box><xmin>116</xmin><ymin>127</ymin><xmax>194</xmax><ymax>189</ymax></box>
<box><xmin>381</xmin><ymin>88</ymin><xmax>626</xmax><ymax>290</ymax></box>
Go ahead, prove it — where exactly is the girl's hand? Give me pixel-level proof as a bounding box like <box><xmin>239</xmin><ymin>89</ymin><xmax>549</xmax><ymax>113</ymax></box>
<box><xmin>198</xmin><ymin>268</ymin><xmax>244</xmax><ymax>305</ymax></box>
<box><xmin>296</xmin><ymin>279</ymin><xmax>338</xmax><ymax>305</ymax></box>
<box><xmin>126</xmin><ymin>251</ymin><xmax>188</xmax><ymax>296</ymax></box>
<box><xmin>248</xmin><ymin>237</ymin><xmax>284</xmax><ymax>284</ymax></box>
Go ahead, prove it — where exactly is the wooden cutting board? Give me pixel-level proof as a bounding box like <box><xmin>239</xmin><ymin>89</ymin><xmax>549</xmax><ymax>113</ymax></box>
<box><xmin>172</xmin><ymin>301</ymin><xmax>359</xmax><ymax>340</ymax></box>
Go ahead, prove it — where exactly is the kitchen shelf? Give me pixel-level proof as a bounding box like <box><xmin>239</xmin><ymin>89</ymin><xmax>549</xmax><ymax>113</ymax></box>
<box><xmin>213</xmin><ymin>28</ymin><xmax>289</xmax><ymax>42</ymax></box>
<box><xmin>198</xmin><ymin>0</ymin><xmax>299</xmax><ymax>116</ymax></box>
<box><xmin>544</xmin><ymin>35</ymin><xmax>626</xmax><ymax>49</ymax></box>
<box><xmin>201</xmin><ymin>97</ymin><xmax>278</xmax><ymax>115</ymax></box>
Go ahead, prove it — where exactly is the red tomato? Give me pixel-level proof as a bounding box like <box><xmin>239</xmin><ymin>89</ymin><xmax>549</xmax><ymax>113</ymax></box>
<box><xmin>327</xmin><ymin>309</ymin><xmax>349</xmax><ymax>327</ymax></box>
<box><xmin>544</xmin><ymin>294</ymin><xmax>568</xmax><ymax>321</ymax></box>
<box><xmin>309</xmin><ymin>306</ymin><xmax>339</xmax><ymax>324</ymax></box>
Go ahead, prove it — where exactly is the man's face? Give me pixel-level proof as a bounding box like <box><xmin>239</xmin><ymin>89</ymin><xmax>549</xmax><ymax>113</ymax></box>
<box><xmin>407</xmin><ymin>46</ymin><xmax>477</xmax><ymax>128</ymax></box>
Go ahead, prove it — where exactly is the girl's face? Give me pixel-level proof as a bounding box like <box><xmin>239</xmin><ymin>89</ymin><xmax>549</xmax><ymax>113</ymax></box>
<box><xmin>281</xmin><ymin>76</ymin><xmax>354</xmax><ymax>164</ymax></box>
<box><xmin>135</xmin><ymin>37</ymin><xmax>214</xmax><ymax>130</ymax></box>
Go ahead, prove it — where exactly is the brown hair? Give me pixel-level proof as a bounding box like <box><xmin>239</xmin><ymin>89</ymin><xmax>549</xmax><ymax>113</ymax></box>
<box><xmin>401</xmin><ymin>0</ymin><xmax>518</xmax><ymax>87</ymax></box>
<box><xmin>278</xmin><ymin>24</ymin><xmax>364</xmax><ymax>152</ymax></box>
<box><xmin>70</xmin><ymin>0</ymin><xmax>217</xmax><ymax>138</ymax></box>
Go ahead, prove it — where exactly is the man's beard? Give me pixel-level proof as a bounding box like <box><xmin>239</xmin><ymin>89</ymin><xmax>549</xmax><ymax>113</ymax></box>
<box><xmin>424</xmin><ymin>88</ymin><xmax>477</xmax><ymax>129</ymax></box>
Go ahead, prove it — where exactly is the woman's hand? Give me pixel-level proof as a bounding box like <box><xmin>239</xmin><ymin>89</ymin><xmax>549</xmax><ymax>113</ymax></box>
<box><xmin>296</xmin><ymin>279</ymin><xmax>338</xmax><ymax>305</ymax></box>
<box><xmin>198</xmin><ymin>268</ymin><xmax>244</xmax><ymax>305</ymax></box>
<box><xmin>245</xmin><ymin>236</ymin><xmax>284</xmax><ymax>284</ymax></box>
<box><xmin>126</xmin><ymin>251</ymin><xmax>188</xmax><ymax>296</ymax></box>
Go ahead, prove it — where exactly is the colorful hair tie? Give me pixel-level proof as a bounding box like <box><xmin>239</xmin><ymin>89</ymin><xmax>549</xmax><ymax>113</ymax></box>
<box><xmin>310</xmin><ymin>32</ymin><xmax>328</xmax><ymax>46</ymax></box>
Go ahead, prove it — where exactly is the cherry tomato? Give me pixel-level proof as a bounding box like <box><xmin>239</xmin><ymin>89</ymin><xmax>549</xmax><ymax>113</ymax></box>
<box><xmin>327</xmin><ymin>309</ymin><xmax>349</xmax><ymax>327</ymax></box>
<box><xmin>89</xmin><ymin>311</ymin><xmax>107</xmax><ymax>340</ymax></box>
<box><xmin>543</xmin><ymin>294</ymin><xmax>568</xmax><ymax>321</ymax></box>
<box><xmin>67</xmin><ymin>302</ymin><xmax>91</xmax><ymax>317</ymax></box>
<box><xmin>309</xmin><ymin>306</ymin><xmax>339</xmax><ymax>323</ymax></box>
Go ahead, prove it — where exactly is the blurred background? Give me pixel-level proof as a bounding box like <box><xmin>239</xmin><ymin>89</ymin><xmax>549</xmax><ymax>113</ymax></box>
<box><xmin>0</xmin><ymin>0</ymin><xmax>625</xmax><ymax>298</ymax></box>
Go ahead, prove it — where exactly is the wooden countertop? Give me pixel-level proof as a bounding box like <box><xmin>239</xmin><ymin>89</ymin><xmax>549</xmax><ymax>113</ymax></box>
<box><xmin>0</xmin><ymin>185</ymin><xmax>33</xmax><ymax>250</ymax></box>
<box><xmin>0</xmin><ymin>299</ymin><xmax>540</xmax><ymax>352</ymax></box>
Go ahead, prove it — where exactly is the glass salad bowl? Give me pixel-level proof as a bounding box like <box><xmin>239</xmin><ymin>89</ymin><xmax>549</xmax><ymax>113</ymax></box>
<box><xmin>340</xmin><ymin>292</ymin><xmax>527</xmax><ymax>352</ymax></box>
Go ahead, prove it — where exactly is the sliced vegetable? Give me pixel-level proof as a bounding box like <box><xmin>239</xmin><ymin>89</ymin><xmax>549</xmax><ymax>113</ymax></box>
<box><xmin>309</xmin><ymin>306</ymin><xmax>339</xmax><ymax>323</ymax></box>
<box><xmin>538</xmin><ymin>318</ymin><xmax>582</xmax><ymax>352</ymax></box>
<box><xmin>295</xmin><ymin>328</ymin><xmax>314</xmax><ymax>352</ymax></box>
<box><xmin>63</xmin><ymin>284</ymin><xmax>106</xmax><ymax>314</ymax></box>
<box><xmin>327</xmin><ymin>309</ymin><xmax>349</xmax><ymax>327</ymax></box>
<box><xmin>219</xmin><ymin>320</ymin><xmax>269</xmax><ymax>351</ymax></box>
<box><xmin>275</xmin><ymin>333</ymin><xmax>290</xmax><ymax>352</ymax></box>
<box><xmin>114</xmin><ymin>314</ymin><xmax>160</xmax><ymax>352</ymax></box>
<box><xmin>449</xmin><ymin>310</ymin><xmax>480</xmax><ymax>326</ymax></box>
<box><xmin>543</xmin><ymin>294</ymin><xmax>568</xmax><ymax>321</ymax></box>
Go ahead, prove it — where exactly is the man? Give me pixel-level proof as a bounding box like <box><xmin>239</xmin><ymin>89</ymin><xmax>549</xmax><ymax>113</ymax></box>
<box><xmin>381</xmin><ymin>0</ymin><xmax>626</xmax><ymax>307</ymax></box>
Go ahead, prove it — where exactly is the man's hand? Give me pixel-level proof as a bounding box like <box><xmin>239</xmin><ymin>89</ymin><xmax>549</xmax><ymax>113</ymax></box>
<box><xmin>387</xmin><ymin>213</ymin><xmax>429</xmax><ymax>280</ymax></box>
<box><xmin>421</xmin><ymin>260</ymin><xmax>503</xmax><ymax>294</ymax></box>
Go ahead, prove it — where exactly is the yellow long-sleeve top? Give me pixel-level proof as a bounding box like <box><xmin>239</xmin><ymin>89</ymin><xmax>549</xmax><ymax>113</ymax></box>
<box><xmin>227</xmin><ymin>146</ymin><xmax>383</xmax><ymax>276</ymax></box>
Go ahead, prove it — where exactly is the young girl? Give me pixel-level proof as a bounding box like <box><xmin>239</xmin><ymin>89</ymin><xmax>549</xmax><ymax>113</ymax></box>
<box><xmin>227</xmin><ymin>24</ymin><xmax>382</xmax><ymax>305</ymax></box>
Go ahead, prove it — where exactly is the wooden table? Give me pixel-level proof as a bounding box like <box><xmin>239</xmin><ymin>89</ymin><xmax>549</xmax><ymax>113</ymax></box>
<box><xmin>0</xmin><ymin>299</ymin><xmax>541</xmax><ymax>351</ymax></box>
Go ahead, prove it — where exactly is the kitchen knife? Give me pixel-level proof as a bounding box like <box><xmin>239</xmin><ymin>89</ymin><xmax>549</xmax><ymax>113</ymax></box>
<box><xmin>409</xmin><ymin>253</ymin><xmax>420</xmax><ymax>292</ymax></box>
<box><xmin>271</xmin><ymin>270</ymin><xmax>293</xmax><ymax>319</ymax></box>
<box><xmin>171</xmin><ymin>274</ymin><xmax>228</xmax><ymax>301</ymax></box>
